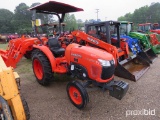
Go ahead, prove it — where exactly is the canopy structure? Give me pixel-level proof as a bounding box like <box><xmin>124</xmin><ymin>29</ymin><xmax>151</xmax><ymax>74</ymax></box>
<box><xmin>29</xmin><ymin>0</ymin><xmax>84</xmax><ymax>14</ymax></box>
<box><xmin>29</xmin><ymin>1</ymin><xmax>83</xmax><ymax>36</ymax></box>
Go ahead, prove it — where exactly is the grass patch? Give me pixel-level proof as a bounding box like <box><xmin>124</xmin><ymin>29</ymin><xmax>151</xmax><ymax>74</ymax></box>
<box><xmin>0</xmin><ymin>43</ymin><xmax>8</xmax><ymax>50</ymax></box>
<box><xmin>15</xmin><ymin>58</ymin><xmax>32</xmax><ymax>74</ymax></box>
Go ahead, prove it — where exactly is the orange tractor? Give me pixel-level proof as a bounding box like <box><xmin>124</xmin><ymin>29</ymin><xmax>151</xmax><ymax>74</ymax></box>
<box><xmin>0</xmin><ymin>1</ymin><xmax>129</xmax><ymax>109</ymax></box>
<box><xmin>69</xmin><ymin>21</ymin><xmax>150</xmax><ymax>81</ymax></box>
<box><xmin>138</xmin><ymin>23</ymin><xmax>160</xmax><ymax>34</ymax></box>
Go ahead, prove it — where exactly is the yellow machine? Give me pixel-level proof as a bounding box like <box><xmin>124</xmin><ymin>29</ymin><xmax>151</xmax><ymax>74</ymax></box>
<box><xmin>0</xmin><ymin>56</ymin><xmax>30</xmax><ymax>120</ymax></box>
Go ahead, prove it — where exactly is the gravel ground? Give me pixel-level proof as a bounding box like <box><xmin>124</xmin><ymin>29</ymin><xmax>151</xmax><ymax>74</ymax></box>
<box><xmin>16</xmin><ymin>56</ymin><xmax>160</xmax><ymax>120</ymax></box>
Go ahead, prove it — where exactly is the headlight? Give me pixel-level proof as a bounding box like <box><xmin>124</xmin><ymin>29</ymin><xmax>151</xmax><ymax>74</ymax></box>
<box><xmin>98</xmin><ymin>59</ymin><xmax>111</xmax><ymax>67</ymax></box>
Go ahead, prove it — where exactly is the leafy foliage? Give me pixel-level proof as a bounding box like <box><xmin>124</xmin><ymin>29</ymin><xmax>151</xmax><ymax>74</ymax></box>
<box><xmin>1</xmin><ymin>2</ymin><xmax>159</xmax><ymax>34</ymax></box>
<box><xmin>0</xmin><ymin>9</ymin><xmax>14</xmax><ymax>33</ymax></box>
<box><xmin>118</xmin><ymin>2</ymin><xmax>160</xmax><ymax>24</ymax></box>
<box><xmin>0</xmin><ymin>2</ymin><xmax>81</xmax><ymax>34</ymax></box>
<box><xmin>11</xmin><ymin>3</ymin><xmax>32</xmax><ymax>34</ymax></box>
<box><xmin>64</xmin><ymin>13</ymin><xmax>78</xmax><ymax>31</ymax></box>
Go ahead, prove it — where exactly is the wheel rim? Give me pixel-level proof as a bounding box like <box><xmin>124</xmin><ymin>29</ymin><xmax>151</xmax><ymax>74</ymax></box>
<box><xmin>69</xmin><ymin>86</ymin><xmax>82</xmax><ymax>105</ymax></box>
<box><xmin>33</xmin><ymin>59</ymin><xmax>43</xmax><ymax>80</ymax></box>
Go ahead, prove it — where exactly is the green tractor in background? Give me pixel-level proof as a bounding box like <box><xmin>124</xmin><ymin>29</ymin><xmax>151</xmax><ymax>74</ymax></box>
<box><xmin>120</xmin><ymin>21</ymin><xmax>160</xmax><ymax>54</ymax></box>
<box><xmin>138</xmin><ymin>23</ymin><xmax>160</xmax><ymax>45</ymax></box>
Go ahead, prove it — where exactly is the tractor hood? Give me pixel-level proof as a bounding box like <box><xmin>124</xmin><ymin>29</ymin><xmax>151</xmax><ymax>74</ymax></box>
<box><xmin>151</xmin><ymin>29</ymin><xmax>160</xmax><ymax>34</ymax></box>
<box><xmin>74</xmin><ymin>45</ymin><xmax>114</xmax><ymax>61</ymax></box>
<box><xmin>29</xmin><ymin>1</ymin><xmax>83</xmax><ymax>14</ymax></box>
<box><xmin>65</xmin><ymin>43</ymin><xmax>114</xmax><ymax>65</ymax></box>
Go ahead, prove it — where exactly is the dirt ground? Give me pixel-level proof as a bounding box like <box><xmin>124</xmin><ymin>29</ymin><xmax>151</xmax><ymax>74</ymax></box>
<box><xmin>15</xmin><ymin>56</ymin><xmax>160</xmax><ymax>120</ymax></box>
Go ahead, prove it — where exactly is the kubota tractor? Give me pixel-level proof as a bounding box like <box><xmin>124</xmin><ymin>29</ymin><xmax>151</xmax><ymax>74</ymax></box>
<box><xmin>70</xmin><ymin>21</ymin><xmax>150</xmax><ymax>81</ymax></box>
<box><xmin>28</xmin><ymin>1</ymin><xmax>129</xmax><ymax>109</ymax></box>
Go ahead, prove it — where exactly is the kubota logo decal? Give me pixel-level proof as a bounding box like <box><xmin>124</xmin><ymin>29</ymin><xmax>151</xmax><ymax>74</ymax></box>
<box><xmin>87</xmin><ymin>37</ymin><xmax>99</xmax><ymax>44</ymax></box>
<box><xmin>71</xmin><ymin>53</ymin><xmax>82</xmax><ymax>58</ymax></box>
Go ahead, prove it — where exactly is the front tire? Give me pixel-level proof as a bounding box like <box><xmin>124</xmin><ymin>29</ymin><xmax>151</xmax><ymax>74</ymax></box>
<box><xmin>32</xmin><ymin>50</ymin><xmax>54</xmax><ymax>86</ymax></box>
<box><xmin>67</xmin><ymin>81</ymin><xmax>89</xmax><ymax>109</ymax></box>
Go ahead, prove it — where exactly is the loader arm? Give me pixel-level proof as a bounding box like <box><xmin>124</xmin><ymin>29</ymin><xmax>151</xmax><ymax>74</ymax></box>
<box><xmin>72</xmin><ymin>30</ymin><xmax>120</xmax><ymax>65</ymax></box>
<box><xmin>71</xmin><ymin>30</ymin><xmax>150</xmax><ymax>81</ymax></box>
<box><xmin>0</xmin><ymin>37</ymin><xmax>47</xmax><ymax>68</ymax></box>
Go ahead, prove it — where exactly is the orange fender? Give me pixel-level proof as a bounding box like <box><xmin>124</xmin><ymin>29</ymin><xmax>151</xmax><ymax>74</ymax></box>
<box><xmin>33</xmin><ymin>45</ymin><xmax>56</xmax><ymax>71</ymax></box>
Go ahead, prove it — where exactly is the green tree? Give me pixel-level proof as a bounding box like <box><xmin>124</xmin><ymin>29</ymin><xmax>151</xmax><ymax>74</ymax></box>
<box><xmin>147</xmin><ymin>3</ymin><xmax>160</xmax><ymax>23</ymax></box>
<box><xmin>118</xmin><ymin>13</ymin><xmax>132</xmax><ymax>21</ymax></box>
<box><xmin>11</xmin><ymin>3</ymin><xmax>32</xmax><ymax>34</ymax></box>
<box><xmin>30</xmin><ymin>2</ymin><xmax>41</xmax><ymax>8</ymax></box>
<box><xmin>117</xmin><ymin>2</ymin><xmax>160</xmax><ymax>24</ymax></box>
<box><xmin>0</xmin><ymin>9</ymin><xmax>14</xmax><ymax>33</ymax></box>
<box><xmin>64</xmin><ymin>13</ymin><xmax>78</xmax><ymax>31</ymax></box>
<box><xmin>77</xmin><ymin>19</ymin><xmax>84</xmax><ymax>30</ymax></box>
<box><xmin>132</xmin><ymin>6</ymin><xmax>149</xmax><ymax>24</ymax></box>
<box><xmin>118</xmin><ymin>16</ymin><xmax>126</xmax><ymax>21</ymax></box>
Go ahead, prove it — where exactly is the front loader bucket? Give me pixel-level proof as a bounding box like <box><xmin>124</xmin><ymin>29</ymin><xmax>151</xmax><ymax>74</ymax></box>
<box><xmin>138</xmin><ymin>48</ymin><xmax>157</xmax><ymax>64</ymax></box>
<box><xmin>114</xmin><ymin>55</ymin><xmax>150</xmax><ymax>81</ymax></box>
<box><xmin>144</xmin><ymin>48</ymin><xmax>157</xmax><ymax>63</ymax></box>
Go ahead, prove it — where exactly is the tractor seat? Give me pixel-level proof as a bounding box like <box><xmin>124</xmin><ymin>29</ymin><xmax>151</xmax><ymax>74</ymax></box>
<box><xmin>48</xmin><ymin>37</ymin><xmax>65</xmax><ymax>56</ymax></box>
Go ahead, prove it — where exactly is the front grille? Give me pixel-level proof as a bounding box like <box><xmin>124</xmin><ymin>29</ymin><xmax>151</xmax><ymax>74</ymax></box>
<box><xmin>101</xmin><ymin>60</ymin><xmax>115</xmax><ymax>80</ymax></box>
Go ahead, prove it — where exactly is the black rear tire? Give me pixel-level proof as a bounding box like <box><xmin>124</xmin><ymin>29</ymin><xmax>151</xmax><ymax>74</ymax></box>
<box><xmin>32</xmin><ymin>50</ymin><xmax>54</xmax><ymax>86</ymax></box>
<box><xmin>24</xmin><ymin>51</ymin><xmax>32</xmax><ymax>59</ymax></box>
<box><xmin>21</xmin><ymin>95</ymin><xmax>30</xmax><ymax>120</ymax></box>
<box><xmin>67</xmin><ymin>81</ymin><xmax>89</xmax><ymax>109</ymax></box>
